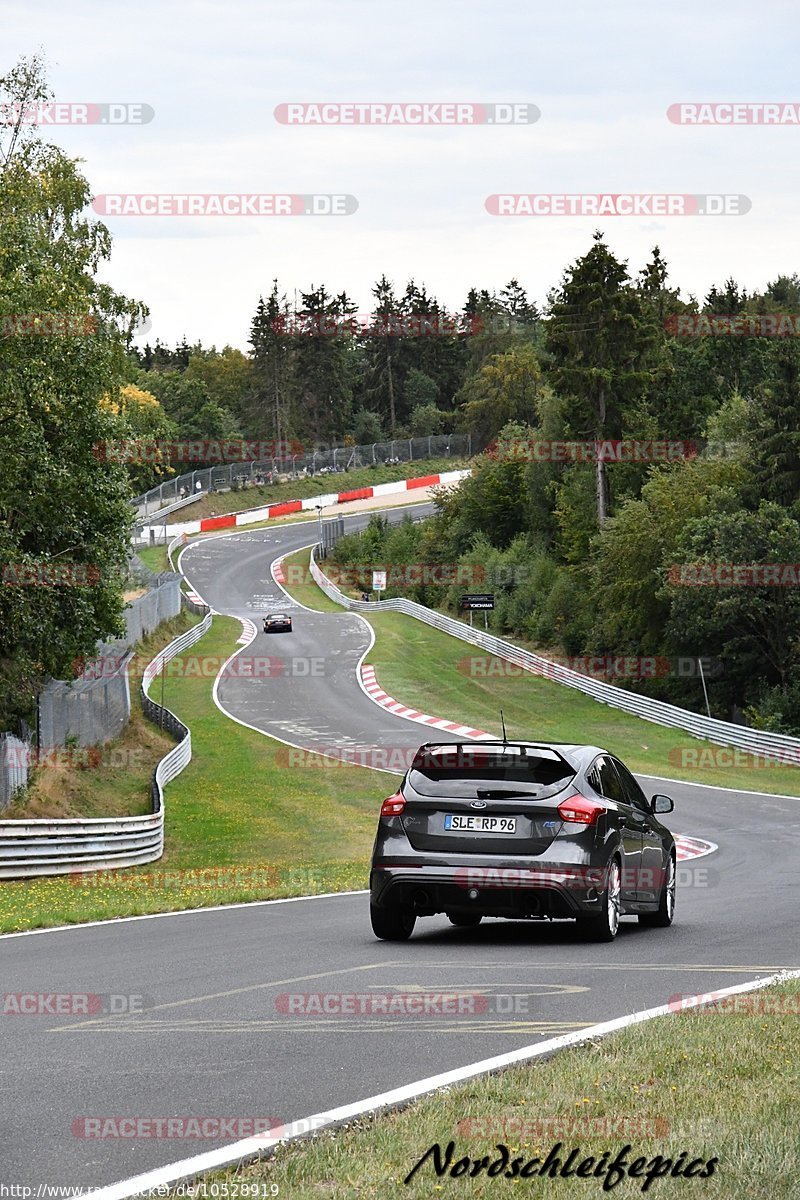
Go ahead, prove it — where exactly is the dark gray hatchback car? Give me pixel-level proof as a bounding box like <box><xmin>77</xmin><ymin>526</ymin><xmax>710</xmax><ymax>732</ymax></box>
<box><xmin>369</xmin><ymin>741</ymin><xmax>676</xmax><ymax>942</ymax></box>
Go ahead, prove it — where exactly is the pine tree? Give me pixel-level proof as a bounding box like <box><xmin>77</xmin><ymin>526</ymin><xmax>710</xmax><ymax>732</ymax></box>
<box><xmin>364</xmin><ymin>275</ymin><xmax>402</xmax><ymax>435</ymax></box>
<box><xmin>753</xmin><ymin>337</ymin><xmax>800</xmax><ymax>507</ymax></box>
<box><xmin>546</xmin><ymin>233</ymin><xmax>657</xmax><ymax>525</ymax></box>
<box><xmin>249</xmin><ymin>281</ymin><xmax>293</xmax><ymax>442</ymax></box>
<box><xmin>292</xmin><ymin>285</ymin><xmax>355</xmax><ymax>443</ymax></box>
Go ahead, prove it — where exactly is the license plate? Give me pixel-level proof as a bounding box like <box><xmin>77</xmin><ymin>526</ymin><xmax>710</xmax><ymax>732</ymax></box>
<box><xmin>444</xmin><ymin>814</ymin><xmax>517</xmax><ymax>834</ymax></box>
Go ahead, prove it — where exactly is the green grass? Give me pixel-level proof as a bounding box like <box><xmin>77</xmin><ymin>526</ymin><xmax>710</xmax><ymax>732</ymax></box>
<box><xmin>0</xmin><ymin>616</ymin><xmax>392</xmax><ymax>932</ymax></box>
<box><xmin>214</xmin><ymin>977</ymin><xmax>800</xmax><ymax>1199</ymax></box>
<box><xmin>176</xmin><ymin>457</ymin><xmax>468</xmax><ymax>521</ymax></box>
<box><xmin>362</xmin><ymin>611</ymin><xmax>800</xmax><ymax>795</ymax></box>
<box><xmin>279</xmin><ymin>546</ymin><xmax>344</xmax><ymax>612</ymax></box>
<box><xmin>136</xmin><ymin>544</ymin><xmax>170</xmax><ymax>573</ymax></box>
<box><xmin>8</xmin><ymin>536</ymin><xmax>797</xmax><ymax>934</ymax></box>
<box><xmin>281</xmin><ymin>544</ymin><xmax>800</xmax><ymax>797</ymax></box>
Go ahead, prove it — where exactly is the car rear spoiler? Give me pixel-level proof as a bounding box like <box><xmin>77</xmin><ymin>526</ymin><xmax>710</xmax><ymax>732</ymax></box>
<box><xmin>410</xmin><ymin>741</ymin><xmax>574</xmax><ymax>774</ymax></box>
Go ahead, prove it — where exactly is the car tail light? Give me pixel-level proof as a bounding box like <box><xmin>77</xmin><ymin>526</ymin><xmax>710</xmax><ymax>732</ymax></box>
<box><xmin>381</xmin><ymin>791</ymin><xmax>406</xmax><ymax>817</ymax></box>
<box><xmin>557</xmin><ymin>793</ymin><xmax>606</xmax><ymax>825</ymax></box>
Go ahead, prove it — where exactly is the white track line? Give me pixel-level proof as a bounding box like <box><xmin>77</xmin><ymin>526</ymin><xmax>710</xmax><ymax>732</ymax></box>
<box><xmin>86</xmin><ymin>966</ymin><xmax>800</xmax><ymax>1200</ymax></box>
<box><xmin>185</xmin><ymin>533</ymin><xmax>800</xmax><ymax>797</ymax></box>
<box><xmin>0</xmin><ymin>890</ymin><xmax>368</xmax><ymax>940</ymax></box>
<box><xmin>66</xmin><ymin>533</ymin><xmax>787</xmax><ymax>1195</ymax></box>
<box><xmin>4</xmin><ymin>543</ymin><xmax>721</xmax><ymax>943</ymax></box>
<box><xmin>637</xmin><ymin>772</ymin><xmax>800</xmax><ymax>800</ymax></box>
<box><xmin>209</xmin><ymin>583</ymin><xmax>400</xmax><ymax>777</ymax></box>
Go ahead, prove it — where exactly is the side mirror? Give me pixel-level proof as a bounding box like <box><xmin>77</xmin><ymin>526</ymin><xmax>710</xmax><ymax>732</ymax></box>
<box><xmin>651</xmin><ymin>794</ymin><xmax>674</xmax><ymax>814</ymax></box>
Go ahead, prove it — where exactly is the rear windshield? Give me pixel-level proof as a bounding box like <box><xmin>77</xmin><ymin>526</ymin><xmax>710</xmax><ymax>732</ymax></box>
<box><xmin>408</xmin><ymin>744</ymin><xmax>575</xmax><ymax>798</ymax></box>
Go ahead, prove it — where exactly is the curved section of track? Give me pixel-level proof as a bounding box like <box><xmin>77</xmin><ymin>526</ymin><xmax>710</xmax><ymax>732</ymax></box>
<box><xmin>3</xmin><ymin>507</ymin><xmax>799</xmax><ymax>1192</ymax></box>
<box><xmin>179</xmin><ymin>505</ymin><xmax>469</xmax><ymax>761</ymax></box>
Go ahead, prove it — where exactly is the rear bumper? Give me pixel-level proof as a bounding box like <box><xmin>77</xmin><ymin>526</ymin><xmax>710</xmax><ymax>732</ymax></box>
<box><xmin>370</xmin><ymin>862</ymin><xmax>609</xmax><ymax>919</ymax></box>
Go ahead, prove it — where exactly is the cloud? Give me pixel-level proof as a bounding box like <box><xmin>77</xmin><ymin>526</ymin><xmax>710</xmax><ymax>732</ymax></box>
<box><xmin>5</xmin><ymin>0</ymin><xmax>798</xmax><ymax>347</ymax></box>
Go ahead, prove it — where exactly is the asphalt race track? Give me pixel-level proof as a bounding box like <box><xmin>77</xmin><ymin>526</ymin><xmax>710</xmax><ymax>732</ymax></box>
<box><xmin>184</xmin><ymin>506</ymin><xmax>444</xmax><ymax>760</ymax></box>
<box><xmin>2</xmin><ymin>506</ymin><xmax>799</xmax><ymax>1191</ymax></box>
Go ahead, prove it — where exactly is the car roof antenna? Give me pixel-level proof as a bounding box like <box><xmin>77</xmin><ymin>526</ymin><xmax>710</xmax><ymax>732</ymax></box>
<box><xmin>500</xmin><ymin>709</ymin><xmax>508</xmax><ymax>744</ymax></box>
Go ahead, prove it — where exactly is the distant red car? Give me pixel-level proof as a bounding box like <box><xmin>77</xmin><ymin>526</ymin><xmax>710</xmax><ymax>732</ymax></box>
<box><xmin>263</xmin><ymin>612</ymin><xmax>292</xmax><ymax>633</ymax></box>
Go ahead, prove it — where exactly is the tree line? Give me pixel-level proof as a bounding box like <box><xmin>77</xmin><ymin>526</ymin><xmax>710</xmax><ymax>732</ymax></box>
<box><xmin>4</xmin><ymin>53</ymin><xmax>800</xmax><ymax>737</ymax></box>
<box><xmin>329</xmin><ymin>235</ymin><xmax>800</xmax><ymax>731</ymax></box>
<box><xmin>125</xmin><ymin>276</ymin><xmax>540</xmax><ymax>487</ymax></box>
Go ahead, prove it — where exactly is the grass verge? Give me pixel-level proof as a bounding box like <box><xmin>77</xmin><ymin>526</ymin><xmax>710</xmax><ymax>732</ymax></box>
<box><xmin>136</xmin><ymin>544</ymin><xmax>170</xmax><ymax>573</ymax></box>
<box><xmin>213</xmin><ymin>977</ymin><xmax>800</xmax><ymax>1199</ymax></box>
<box><xmin>281</xmin><ymin>547</ymin><xmax>800</xmax><ymax>796</ymax></box>
<box><xmin>6</xmin><ymin>611</ymin><xmax>198</xmax><ymax>821</ymax></box>
<box><xmin>0</xmin><ymin>615</ymin><xmax>391</xmax><ymax>932</ymax></box>
<box><xmin>278</xmin><ymin>546</ymin><xmax>344</xmax><ymax>612</ymax></box>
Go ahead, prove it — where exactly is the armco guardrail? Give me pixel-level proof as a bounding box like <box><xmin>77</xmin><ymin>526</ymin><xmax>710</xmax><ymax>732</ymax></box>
<box><xmin>139</xmin><ymin>467</ymin><xmax>471</xmax><ymax>541</ymax></box>
<box><xmin>132</xmin><ymin>492</ymin><xmax>203</xmax><ymax>537</ymax></box>
<box><xmin>310</xmin><ymin>552</ymin><xmax>800</xmax><ymax>764</ymax></box>
<box><xmin>0</xmin><ymin>610</ymin><xmax>212</xmax><ymax>879</ymax></box>
<box><xmin>132</xmin><ymin>433</ymin><xmax>476</xmax><ymax>515</ymax></box>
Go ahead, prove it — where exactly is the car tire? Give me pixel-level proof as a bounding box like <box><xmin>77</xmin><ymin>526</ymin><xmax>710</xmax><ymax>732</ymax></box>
<box><xmin>578</xmin><ymin>856</ymin><xmax>622</xmax><ymax>943</ymax></box>
<box><xmin>638</xmin><ymin>853</ymin><xmax>676</xmax><ymax>928</ymax></box>
<box><xmin>370</xmin><ymin>903</ymin><xmax>416</xmax><ymax>941</ymax></box>
<box><xmin>446</xmin><ymin>912</ymin><xmax>482</xmax><ymax>928</ymax></box>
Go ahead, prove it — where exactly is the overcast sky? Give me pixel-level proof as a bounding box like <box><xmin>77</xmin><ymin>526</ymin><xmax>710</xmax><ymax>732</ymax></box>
<box><xmin>5</xmin><ymin>0</ymin><xmax>800</xmax><ymax>349</ymax></box>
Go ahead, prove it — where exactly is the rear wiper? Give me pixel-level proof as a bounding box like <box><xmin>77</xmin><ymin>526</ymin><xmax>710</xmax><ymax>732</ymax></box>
<box><xmin>475</xmin><ymin>789</ymin><xmax>539</xmax><ymax>799</ymax></box>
